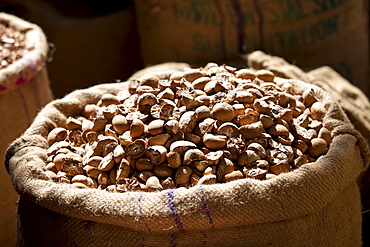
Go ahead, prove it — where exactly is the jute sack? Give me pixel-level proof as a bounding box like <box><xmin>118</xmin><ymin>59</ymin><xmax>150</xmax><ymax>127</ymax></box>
<box><xmin>246</xmin><ymin>50</ymin><xmax>370</xmax><ymax>245</ymax></box>
<box><xmin>247</xmin><ymin>50</ymin><xmax>370</xmax><ymax>143</ymax></box>
<box><xmin>0</xmin><ymin>12</ymin><xmax>53</xmax><ymax>247</ymax></box>
<box><xmin>5</xmin><ymin>71</ymin><xmax>370</xmax><ymax>246</ymax></box>
<box><xmin>135</xmin><ymin>0</ymin><xmax>369</xmax><ymax>96</ymax></box>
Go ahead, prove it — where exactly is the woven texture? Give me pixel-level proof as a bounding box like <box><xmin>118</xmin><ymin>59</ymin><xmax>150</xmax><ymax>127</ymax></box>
<box><xmin>6</xmin><ymin>70</ymin><xmax>369</xmax><ymax>246</ymax></box>
<box><xmin>0</xmin><ymin>12</ymin><xmax>53</xmax><ymax>247</ymax></box>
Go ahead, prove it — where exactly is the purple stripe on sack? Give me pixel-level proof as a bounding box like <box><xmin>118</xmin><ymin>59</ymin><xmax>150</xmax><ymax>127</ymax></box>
<box><xmin>138</xmin><ymin>193</ymin><xmax>151</xmax><ymax>233</ymax></box>
<box><xmin>200</xmin><ymin>185</ymin><xmax>215</xmax><ymax>229</ymax></box>
<box><xmin>167</xmin><ymin>189</ymin><xmax>185</xmax><ymax>232</ymax></box>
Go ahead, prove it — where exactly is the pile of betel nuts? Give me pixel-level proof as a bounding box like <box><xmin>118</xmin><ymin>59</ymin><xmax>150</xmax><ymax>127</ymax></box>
<box><xmin>45</xmin><ymin>63</ymin><xmax>331</xmax><ymax>192</ymax></box>
<box><xmin>0</xmin><ymin>22</ymin><xmax>26</xmax><ymax>69</ymax></box>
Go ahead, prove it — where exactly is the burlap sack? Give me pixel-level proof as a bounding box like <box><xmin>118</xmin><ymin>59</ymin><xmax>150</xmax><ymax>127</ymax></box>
<box><xmin>5</xmin><ymin>68</ymin><xmax>370</xmax><ymax>246</ymax></box>
<box><xmin>247</xmin><ymin>51</ymin><xmax>370</xmax><ymax>143</ymax></box>
<box><xmin>135</xmin><ymin>0</ymin><xmax>369</xmax><ymax>96</ymax></box>
<box><xmin>0</xmin><ymin>12</ymin><xmax>53</xmax><ymax>247</ymax></box>
<box><xmin>247</xmin><ymin>50</ymin><xmax>370</xmax><ymax>245</ymax></box>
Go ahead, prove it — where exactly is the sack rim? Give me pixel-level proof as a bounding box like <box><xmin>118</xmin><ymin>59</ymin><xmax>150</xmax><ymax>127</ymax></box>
<box><xmin>6</xmin><ymin>78</ymin><xmax>368</xmax><ymax>233</ymax></box>
<box><xmin>0</xmin><ymin>12</ymin><xmax>48</xmax><ymax>93</ymax></box>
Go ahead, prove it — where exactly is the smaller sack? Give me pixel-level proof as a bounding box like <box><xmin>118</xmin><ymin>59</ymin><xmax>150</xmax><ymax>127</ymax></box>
<box><xmin>0</xmin><ymin>12</ymin><xmax>53</xmax><ymax>247</ymax></box>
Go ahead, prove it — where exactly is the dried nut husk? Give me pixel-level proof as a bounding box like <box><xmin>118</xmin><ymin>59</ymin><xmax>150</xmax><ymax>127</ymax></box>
<box><xmin>302</xmin><ymin>88</ymin><xmax>318</xmax><ymax>107</ymax></box>
<box><xmin>253</xmin><ymin>98</ymin><xmax>272</xmax><ymax>114</ymax></box>
<box><xmin>137</xmin><ymin>93</ymin><xmax>158</xmax><ymax>107</ymax></box>
<box><xmin>293</xmin><ymin>155</ymin><xmax>309</xmax><ymax>168</ymax></box>
<box><xmin>181</xmin><ymin>133</ymin><xmax>198</xmax><ymax>145</ymax></box>
<box><xmin>148</xmin><ymin>133</ymin><xmax>171</xmax><ymax>146</ymax></box>
<box><xmin>205</xmin><ymin>150</ymin><xmax>224</xmax><ymax>165</ymax></box>
<box><xmin>235</xmin><ymin>69</ymin><xmax>255</xmax><ymax>80</ymax></box>
<box><xmin>84</xmin><ymin>165</ymin><xmax>101</xmax><ymax>178</ymax></box>
<box><xmin>197</xmin><ymin>118</ymin><xmax>215</xmax><ymax>136</ymax></box>
<box><xmin>203</xmin><ymin>134</ymin><xmax>227</xmax><ymax>150</ymax></box>
<box><xmin>237</xmin><ymin>150</ymin><xmax>261</xmax><ymax>166</ymax></box>
<box><xmin>170</xmin><ymin>140</ymin><xmax>197</xmax><ymax>155</ymax></box>
<box><xmin>197</xmin><ymin>174</ymin><xmax>217</xmax><ymax>185</ymax></box>
<box><xmin>211</xmin><ymin>103</ymin><xmax>235</xmax><ymax>122</ymax></box>
<box><xmin>167</xmin><ymin>151</ymin><xmax>182</xmax><ymax>169</ymax></box>
<box><xmin>146</xmin><ymin>176</ymin><xmax>163</xmax><ymax>191</ymax></box>
<box><xmin>91</xmin><ymin>116</ymin><xmax>107</xmax><ymax>132</ymax></box>
<box><xmin>259</xmin><ymin>114</ymin><xmax>274</xmax><ymax>128</ymax></box>
<box><xmin>175</xmin><ymin>166</ymin><xmax>193</xmax><ymax>184</ymax></box>
<box><xmin>97</xmin><ymin>172</ymin><xmax>110</xmax><ymax>185</ymax></box>
<box><xmin>66</xmin><ymin>117</ymin><xmax>82</xmax><ymax>130</ymax></box>
<box><xmin>139</xmin><ymin>171</ymin><xmax>155</xmax><ymax>182</ymax></box>
<box><xmin>47</xmin><ymin>127</ymin><xmax>67</xmax><ymax>145</ymax></box>
<box><xmin>112</xmin><ymin>145</ymin><xmax>125</xmax><ymax>164</ymax></box>
<box><xmin>244</xmin><ymin>167</ymin><xmax>268</xmax><ymax>179</ymax></box>
<box><xmin>98</xmin><ymin>152</ymin><xmax>115</xmax><ymax>171</ymax></box>
<box><xmin>276</xmin><ymin>133</ymin><xmax>294</xmax><ymax>145</ymax></box>
<box><xmin>72</xmin><ymin>175</ymin><xmax>91</xmax><ymax>186</ymax></box>
<box><xmin>116</xmin><ymin>158</ymin><xmax>131</xmax><ymax>180</ymax></box>
<box><xmin>112</xmin><ymin>115</ymin><xmax>129</xmax><ymax>134</ymax></box>
<box><xmin>86</xmin><ymin>156</ymin><xmax>103</xmax><ymax>167</ymax></box>
<box><xmin>255</xmin><ymin>69</ymin><xmax>275</xmax><ymax>82</ymax></box>
<box><xmin>235</xmin><ymin>91</ymin><xmax>255</xmax><ymax>103</ymax></box>
<box><xmin>179</xmin><ymin>111</ymin><xmax>198</xmax><ymax>133</ymax></box>
<box><xmin>216</xmin><ymin>158</ymin><xmax>234</xmax><ymax>182</ymax></box>
<box><xmin>157</xmin><ymin>87</ymin><xmax>175</xmax><ymax>100</ymax></box>
<box><xmin>268</xmin><ymin>124</ymin><xmax>290</xmax><ymax>136</ymax></box>
<box><xmin>139</xmin><ymin>74</ymin><xmax>160</xmax><ymax>88</ymax></box>
<box><xmin>217</xmin><ymin>122</ymin><xmax>239</xmax><ymax>138</ymax></box>
<box><xmin>164</xmin><ymin>120</ymin><xmax>179</xmax><ymax>135</ymax></box>
<box><xmin>184</xmin><ymin>68</ymin><xmax>206</xmax><ymax>82</ymax></box>
<box><xmin>192</xmin><ymin>77</ymin><xmax>211</xmax><ymax>90</ymax></box>
<box><xmin>125</xmin><ymin>139</ymin><xmax>147</xmax><ymax>158</ymax></box>
<box><xmin>45</xmin><ymin>162</ymin><xmax>58</xmax><ymax>173</ymax></box>
<box><xmin>136</xmin><ymin>158</ymin><xmax>154</xmax><ymax>171</ymax></box>
<box><xmin>307</xmin><ymin>137</ymin><xmax>328</xmax><ymax>157</ymax></box>
<box><xmin>102</xmin><ymin>105</ymin><xmax>119</xmax><ymax>121</ymax></box>
<box><xmin>247</xmin><ymin>143</ymin><xmax>266</xmax><ymax>159</ymax></box>
<box><xmin>146</xmin><ymin>145</ymin><xmax>167</xmax><ymax>165</ymax></box>
<box><xmin>148</xmin><ymin>119</ymin><xmax>164</xmax><ymax>135</ymax></box>
<box><xmin>318</xmin><ymin>127</ymin><xmax>331</xmax><ymax>144</ymax></box>
<box><xmin>96</xmin><ymin>136</ymin><xmax>118</xmax><ymax>153</ymax></box>
<box><xmin>82</xmin><ymin>104</ymin><xmax>99</xmax><ymax>118</ymax></box>
<box><xmin>310</xmin><ymin>102</ymin><xmax>326</xmax><ymax>120</ymax></box>
<box><xmin>242</xmin><ymin>108</ymin><xmax>260</xmax><ymax>123</ymax></box>
<box><xmin>269</xmin><ymin>162</ymin><xmax>291</xmax><ymax>175</ymax></box>
<box><xmin>224</xmin><ymin>170</ymin><xmax>244</xmax><ymax>182</ymax></box>
<box><xmin>61</xmin><ymin>156</ymin><xmax>84</xmax><ymax>176</ymax></box>
<box><xmin>130</xmin><ymin>118</ymin><xmax>145</xmax><ymax>137</ymax></box>
<box><xmin>195</xmin><ymin>105</ymin><xmax>211</xmax><ymax>120</ymax></box>
<box><xmin>233</xmin><ymin>104</ymin><xmax>245</xmax><ymax>116</ymax></box>
<box><xmin>239</xmin><ymin>121</ymin><xmax>264</xmax><ymax>139</ymax></box>
<box><xmin>153</xmin><ymin>164</ymin><xmax>175</xmax><ymax>178</ymax></box>
<box><xmin>100</xmin><ymin>94</ymin><xmax>120</xmax><ymax>106</ymax></box>
<box><xmin>183</xmin><ymin>149</ymin><xmax>205</xmax><ymax>165</ymax></box>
